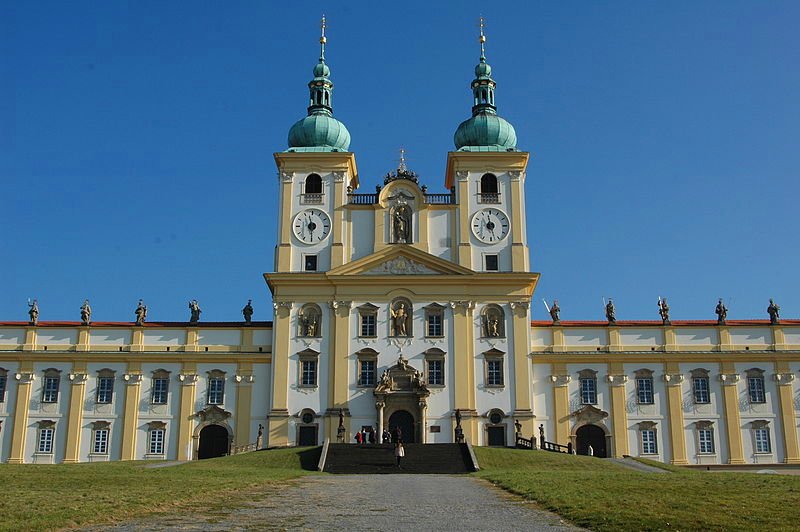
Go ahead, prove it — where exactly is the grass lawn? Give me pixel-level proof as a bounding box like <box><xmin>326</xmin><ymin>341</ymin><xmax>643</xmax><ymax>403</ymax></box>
<box><xmin>0</xmin><ymin>447</ymin><xmax>319</xmax><ymax>531</ymax></box>
<box><xmin>473</xmin><ymin>447</ymin><xmax>800</xmax><ymax>531</ymax></box>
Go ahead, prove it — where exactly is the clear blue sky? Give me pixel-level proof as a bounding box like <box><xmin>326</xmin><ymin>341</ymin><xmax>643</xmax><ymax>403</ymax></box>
<box><xmin>2</xmin><ymin>1</ymin><xmax>799</xmax><ymax>323</ymax></box>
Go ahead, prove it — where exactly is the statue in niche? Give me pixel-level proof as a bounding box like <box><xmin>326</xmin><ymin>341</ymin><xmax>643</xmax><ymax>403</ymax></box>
<box><xmin>768</xmin><ymin>299</ymin><xmax>780</xmax><ymax>325</ymax></box>
<box><xmin>80</xmin><ymin>299</ymin><xmax>92</xmax><ymax>325</ymax></box>
<box><xmin>390</xmin><ymin>302</ymin><xmax>409</xmax><ymax>336</ymax></box>
<box><xmin>300</xmin><ymin>309</ymin><xmax>319</xmax><ymax>337</ymax></box>
<box><xmin>483</xmin><ymin>309</ymin><xmax>503</xmax><ymax>337</ymax></box>
<box><xmin>658</xmin><ymin>298</ymin><xmax>670</xmax><ymax>325</ymax></box>
<box><xmin>605</xmin><ymin>299</ymin><xmax>616</xmax><ymax>324</ymax></box>
<box><xmin>549</xmin><ymin>300</ymin><xmax>560</xmax><ymax>323</ymax></box>
<box><xmin>135</xmin><ymin>299</ymin><xmax>147</xmax><ymax>325</ymax></box>
<box><xmin>28</xmin><ymin>299</ymin><xmax>39</xmax><ymax>325</ymax></box>
<box><xmin>242</xmin><ymin>299</ymin><xmax>254</xmax><ymax>323</ymax></box>
<box><xmin>189</xmin><ymin>300</ymin><xmax>202</xmax><ymax>323</ymax></box>
<box><xmin>715</xmin><ymin>298</ymin><xmax>727</xmax><ymax>325</ymax></box>
<box><xmin>392</xmin><ymin>205</ymin><xmax>411</xmax><ymax>244</ymax></box>
<box><xmin>488</xmin><ymin>315</ymin><xmax>500</xmax><ymax>337</ymax></box>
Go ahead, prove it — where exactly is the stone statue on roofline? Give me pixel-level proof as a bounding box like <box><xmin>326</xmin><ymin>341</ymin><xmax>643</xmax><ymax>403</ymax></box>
<box><xmin>658</xmin><ymin>297</ymin><xmax>670</xmax><ymax>325</ymax></box>
<box><xmin>549</xmin><ymin>300</ymin><xmax>560</xmax><ymax>323</ymax></box>
<box><xmin>28</xmin><ymin>299</ymin><xmax>39</xmax><ymax>325</ymax></box>
<box><xmin>80</xmin><ymin>299</ymin><xmax>92</xmax><ymax>325</ymax></box>
<box><xmin>135</xmin><ymin>299</ymin><xmax>147</xmax><ymax>325</ymax></box>
<box><xmin>189</xmin><ymin>299</ymin><xmax>202</xmax><ymax>323</ymax></box>
<box><xmin>242</xmin><ymin>299</ymin><xmax>254</xmax><ymax>324</ymax></box>
<box><xmin>715</xmin><ymin>298</ymin><xmax>727</xmax><ymax>325</ymax></box>
<box><xmin>605</xmin><ymin>298</ymin><xmax>616</xmax><ymax>324</ymax></box>
<box><xmin>767</xmin><ymin>299</ymin><xmax>780</xmax><ymax>325</ymax></box>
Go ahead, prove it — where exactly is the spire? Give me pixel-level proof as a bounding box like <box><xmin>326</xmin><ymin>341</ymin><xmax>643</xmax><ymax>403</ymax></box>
<box><xmin>398</xmin><ymin>147</ymin><xmax>407</xmax><ymax>172</ymax></box>
<box><xmin>319</xmin><ymin>14</ymin><xmax>327</xmax><ymax>62</ymax></box>
<box><xmin>472</xmin><ymin>16</ymin><xmax>496</xmax><ymax>116</ymax></box>
<box><xmin>308</xmin><ymin>15</ymin><xmax>333</xmax><ymax>116</ymax></box>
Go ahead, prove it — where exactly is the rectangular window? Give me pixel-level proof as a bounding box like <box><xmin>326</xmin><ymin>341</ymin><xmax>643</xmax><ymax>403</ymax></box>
<box><xmin>427</xmin><ymin>359</ymin><xmax>444</xmax><ymax>386</ymax></box>
<box><xmin>96</xmin><ymin>377</ymin><xmax>114</xmax><ymax>404</ymax></box>
<box><xmin>359</xmin><ymin>360</ymin><xmax>376</xmax><ymax>386</ymax></box>
<box><xmin>755</xmin><ymin>428</ymin><xmax>771</xmax><ymax>453</ymax></box>
<box><xmin>207</xmin><ymin>377</ymin><xmax>225</xmax><ymax>405</ymax></box>
<box><xmin>301</xmin><ymin>360</ymin><xmax>318</xmax><ymax>387</ymax></box>
<box><xmin>37</xmin><ymin>428</ymin><xmax>54</xmax><ymax>454</ymax></box>
<box><xmin>641</xmin><ymin>430</ymin><xmax>657</xmax><ymax>454</ymax></box>
<box><xmin>485</xmin><ymin>254</ymin><xmax>499</xmax><ymax>271</ymax></box>
<box><xmin>427</xmin><ymin>313</ymin><xmax>443</xmax><ymax>337</ymax></box>
<box><xmin>151</xmin><ymin>378</ymin><xmax>169</xmax><ymax>405</ymax></box>
<box><xmin>304</xmin><ymin>255</ymin><xmax>318</xmax><ymax>271</ymax></box>
<box><xmin>42</xmin><ymin>377</ymin><xmax>59</xmax><ymax>403</ymax></box>
<box><xmin>149</xmin><ymin>429</ymin><xmax>165</xmax><ymax>455</ymax></box>
<box><xmin>487</xmin><ymin>359</ymin><xmax>503</xmax><ymax>386</ymax></box>
<box><xmin>580</xmin><ymin>378</ymin><xmax>597</xmax><ymax>405</ymax></box>
<box><xmin>698</xmin><ymin>429</ymin><xmax>715</xmax><ymax>454</ymax></box>
<box><xmin>0</xmin><ymin>374</ymin><xmax>6</xmax><ymax>402</ymax></box>
<box><xmin>360</xmin><ymin>314</ymin><xmax>376</xmax><ymax>337</ymax></box>
<box><xmin>748</xmin><ymin>377</ymin><xmax>766</xmax><ymax>403</ymax></box>
<box><xmin>693</xmin><ymin>377</ymin><xmax>710</xmax><ymax>404</ymax></box>
<box><xmin>636</xmin><ymin>377</ymin><xmax>654</xmax><ymax>404</ymax></box>
<box><xmin>93</xmin><ymin>429</ymin><xmax>109</xmax><ymax>454</ymax></box>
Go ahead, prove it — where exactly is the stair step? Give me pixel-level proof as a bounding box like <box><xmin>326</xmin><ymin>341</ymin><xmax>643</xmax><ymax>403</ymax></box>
<box><xmin>323</xmin><ymin>443</ymin><xmax>474</xmax><ymax>474</ymax></box>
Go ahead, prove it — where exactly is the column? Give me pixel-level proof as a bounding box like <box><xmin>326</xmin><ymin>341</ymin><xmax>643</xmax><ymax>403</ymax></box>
<box><xmin>508</xmin><ymin>170</ymin><xmax>528</xmax><ymax>271</ymax></box>
<box><xmin>774</xmin><ymin>364</ymin><xmax>800</xmax><ymax>464</ymax></box>
<box><xmin>664</xmin><ymin>363</ymin><xmax>688</xmax><ymax>465</ymax></box>
<box><xmin>235</xmin><ymin>362</ymin><xmax>255</xmax><ymax>447</ymax></box>
<box><xmin>268</xmin><ymin>302</ymin><xmax>292</xmax><ymax>446</ymax></box>
<box><xmin>450</xmin><ymin>300</ymin><xmax>477</xmax><ymax>442</ymax></box>
<box><xmin>551</xmin><ymin>362</ymin><xmax>571</xmax><ymax>446</ymax></box>
<box><xmin>325</xmin><ymin>300</ymin><xmax>352</xmax><ymax>441</ymax></box>
<box><xmin>120</xmin><ymin>362</ymin><xmax>143</xmax><ymax>461</ymax></box>
<box><xmin>456</xmin><ymin>171</ymin><xmax>471</xmax><ymax>267</ymax></box>
<box><xmin>510</xmin><ymin>301</ymin><xmax>534</xmax><ymax>437</ymax></box>
<box><xmin>276</xmin><ymin>171</ymin><xmax>294</xmax><ymax>272</ymax></box>
<box><xmin>719</xmin><ymin>362</ymin><xmax>745</xmax><ymax>464</ymax></box>
<box><xmin>606</xmin><ymin>363</ymin><xmax>629</xmax><ymax>458</ymax></box>
<box><xmin>376</xmin><ymin>401</ymin><xmax>385</xmax><ymax>443</ymax></box>
<box><xmin>63</xmin><ymin>363</ymin><xmax>88</xmax><ymax>463</ymax></box>
<box><xmin>177</xmin><ymin>366</ymin><xmax>198</xmax><ymax>461</ymax></box>
<box><xmin>331</xmin><ymin>172</ymin><xmax>345</xmax><ymax>268</ymax></box>
<box><xmin>419</xmin><ymin>400</ymin><xmax>428</xmax><ymax>444</ymax></box>
<box><xmin>8</xmin><ymin>365</ymin><xmax>34</xmax><ymax>464</ymax></box>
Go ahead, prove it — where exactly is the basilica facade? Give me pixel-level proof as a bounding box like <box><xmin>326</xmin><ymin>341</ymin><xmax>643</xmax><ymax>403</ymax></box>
<box><xmin>1</xmin><ymin>26</ymin><xmax>798</xmax><ymax>466</ymax></box>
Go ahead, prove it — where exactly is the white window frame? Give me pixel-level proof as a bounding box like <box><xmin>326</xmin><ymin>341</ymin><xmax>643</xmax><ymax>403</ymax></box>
<box><xmin>486</xmin><ymin>358</ymin><xmax>503</xmax><ymax>387</ymax></box>
<box><xmin>427</xmin><ymin>358</ymin><xmax>444</xmax><ymax>386</ymax></box>
<box><xmin>747</xmin><ymin>371</ymin><xmax>766</xmax><ymax>404</ymax></box>
<box><xmin>151</xmin><ymin>376</ymin><xmax>169</xmax><ymax>405</ymax></box>
<box><xmin>96</xmin><ymin>375</ymin><xmax>114</xmax><ymax>404</ymax></box>
<box><xmin>207</xmin><ymin>376</ymin><xmax>225</xmax><ymax>405</ymax></box>
<box><xmin>93</xmin><ymin>428</ymin><xmax>109</xmax><ymax>454</ymax></box>
<box><xmin>580</xmin><ymin>377</ymin><xmax>597</xmax><ymax>405</ymax></box>
<box><xmin>692</xmin><ymin>376</ymin><xmax>710</xmax><ymax>404</ymax></box>
<box><xmin>698</xmin><ymin>428</ymin><xmax>715</xmax><ymax>454</ymax></box>
<box><xmin>641</xmin><ymin>429</ymin><xmax>657</xmax><ymax>454</ymax></box>
<box><xmin>636</xmin><ymin>374</ymin><xmax>654</xmax><ymax>405</ymax></box>
<box><xmin>37</xmin><ymin>426</ymin><xmax>55</xmax><ymax>454</ymax></box>
<box><xmin>753</xmin><ymin>423</ymin><xmax>772</xmax><ymax>454</ymax></box>
<box><xmin>358</xmin><ymin>359</ymin><xmax>376</xmax><ymax>387</ymax></box>
<box><xmin>300</xmin><ymin>359</ymin><xmax>318</xmax><ymax>387</ymax></box>
<box><xmin>148</xmin><ymin>428</ymin><xmax>165</xmax><ymax>455</ymax></box>
<box><xmin>42</xmin><ymin>374</ymin><xmax>60</xmax><ymax>403</ymax></box>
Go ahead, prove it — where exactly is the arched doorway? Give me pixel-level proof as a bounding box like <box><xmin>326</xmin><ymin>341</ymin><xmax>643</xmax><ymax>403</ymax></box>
<box><xmin>388</xmin><ymin>410</ymin><xmax>415</xmax><ymax>443</ymax></box>
<box><xmin>575</xmin><ymin>424</ymin><xmax>607</xmax><ymax>457</ymax></box>
<box><xmin>198</xmin><ymin>424</ymin><xmax>229</xmax><ymax>459</ymax></box>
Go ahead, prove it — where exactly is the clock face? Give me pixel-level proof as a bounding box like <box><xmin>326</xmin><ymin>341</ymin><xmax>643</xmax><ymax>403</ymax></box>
<box><xmin>293</xmin><ymin>209</ymin><xmax>331</xmax><ymax>244</ymax></box>
<box><xmin>471</xmin><ymin>208</ymin><xmax>510</xmax><ymax>243</ymax></box>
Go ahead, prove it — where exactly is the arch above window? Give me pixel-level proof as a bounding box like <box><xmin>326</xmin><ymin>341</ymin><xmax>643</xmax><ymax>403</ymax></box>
<box><xmin>478</xmin><ymin>173</ymin><xmax>500</xmax><ymax>203</ymax></box>
<box><xmin>305</xmin><ymin>173</ymin><xmax>322</xmax><ymax>194</ymax></box>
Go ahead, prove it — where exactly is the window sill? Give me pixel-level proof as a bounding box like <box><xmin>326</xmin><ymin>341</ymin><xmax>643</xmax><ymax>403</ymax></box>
<box><xmin>358</xmin><ymin>336</ymin><xmax>377</xmax><ymax>339</ymax></box>
<box><xmin>357</xmin><ymin>384</ymin><xmax>376</xmax><ymax>388</ymax></box>
<box><xmin>427</xmin><ymin>384</ymin><xmax>445</xmax><ymax>388</ymax></box>
<box><xmin>485</xmin><ymin>384</ymin><xmax>505</xmax><ymax>389</ymax></box>
<box><xmin>425</xmin><ymin>336</ymin><xmax>445</xmax><ymax>339</ymax></box>
<box><xmin>298</xmin><ymin>385</ymin><xmax>318</xmax><ymax>389</ymax></box>
<box><xmin>144</xmin><ymin>454</ymin><xmax>166</xmax><ymax>460</ymax></box>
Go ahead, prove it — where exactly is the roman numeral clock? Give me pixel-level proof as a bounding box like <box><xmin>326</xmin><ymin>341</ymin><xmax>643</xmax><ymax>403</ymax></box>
<box><xmin>471</xmin><ymin>208</ymin><xmax>510</xmax><ymax>243</ymax></box>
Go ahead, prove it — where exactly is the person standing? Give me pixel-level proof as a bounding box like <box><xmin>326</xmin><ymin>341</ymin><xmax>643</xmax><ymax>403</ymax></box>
<box><xmin>587</xmin><ymin>444</ymin><xmax>594</xmax><ymax>457</ymax></box>
<box><xmin>355</xmin><ymin>431</ymin><xmax>362</xmax><ymax>445</ymax></box>
<box><xmin>395</xmin><ymin>442</ymin><xmax>405</xmax><ymax>468</ymax></box>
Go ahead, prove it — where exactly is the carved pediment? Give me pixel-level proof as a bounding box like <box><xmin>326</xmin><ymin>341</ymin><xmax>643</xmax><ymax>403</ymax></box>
<box><xmin>571</xmin><ymin>404</ymin><xmax>609</xmax><ymax>424</ymax></box>
<box><xmin>374</xmin><ymin>355</ymin><xmax>429</xmax><ymax>397</ymax></box>
<box><xmin>195</xmin><ymin>405</ymin><xmax>232</xmax><ymax>424</ymax></box>
<box><xmin>327</xmin><ymin>246</ymin><xmax>475</xmax><ymax>277</ymax></box>
<box><xmin>364</xmin><ymin>256</ymin><xmax>438</xmax><ymax>275</ymax></box>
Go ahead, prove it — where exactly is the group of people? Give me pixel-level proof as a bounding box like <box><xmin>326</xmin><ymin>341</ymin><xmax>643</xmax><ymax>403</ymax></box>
<box><xmin>354</xmin><ymin>426</ymin><xmax>405</xmax><ymax>467</ymax></box>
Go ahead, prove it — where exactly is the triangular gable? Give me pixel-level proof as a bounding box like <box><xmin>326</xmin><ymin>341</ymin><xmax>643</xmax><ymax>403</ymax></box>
<box><xmin>328</xmin><ymin>246</ymin><xmax>475</xmax><ymax>277</ymax></box>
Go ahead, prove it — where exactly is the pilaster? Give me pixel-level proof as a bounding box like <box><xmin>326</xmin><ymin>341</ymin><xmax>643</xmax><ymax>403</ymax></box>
<box><xmin>276</xmin><ymin>171</ymin><xmax>294</xmax><ymax>272</ymax></box>
<box><xmin>508</xmin><ymin>170</ymin><xmax>527</xmax><ymax>271</ymax></box>
<box><xmin>177</xmin><ymin>365</ymin><xmax>198</xmax><ymax>461</ymax></box>
<box><xmin>268</xmin><ymin>301</ymin><xmax>293</xmax><ymax>446</ymax></box>
<box><xmin>663</xmin><ymin>364</ymin><xmax>688</xmax><ymax>465</ymax></box>
<box><xmin>719</xmin><ymin>362</ymin><xmax>745</xmax><ymax>464</ymax></box>
<box><xmin>456</xmin><ymin>172</ymin><xmax>471</xmax><ymax>267</ymax></box>
<box><xmin>450</xmin><ymin>300</ymin><xmax>477</xmax><ymax>441</ymax></box>
<box><xmin>120</xmin><ymin>362</ymin><xmax>143</xmax><ymax>461</ymax></box>
<box><xmin>63</xmin><ymin>362</ymin><xmax>88</xmax><ymax>463</ymax></box>
<box><xmin>326</xmin><ymin>300</ymin><xmax>352</xmax><ymax>441</ymax></box>
<box><xmin>8</xmin><ymin>362</ymin><xmax>34</xmax><ymax>464</ymax></box>
<box><xmin>235</xmin><ymin>363</ymin><xmax>255</xmax><ymax>447</ymax></box>
<box><xmin>509</xmin><ymin>301</ymin><xmax>534</xmax><ymax>435</ymax></box>
<box><xmin>606</xmin><ymin>364</ymin><xmax>629</xmax><ymax>457</ymax></box>
<box><xmin>550</xmin><ymin>363</ymin><xmax>571</xmax><ymax>446</ymax></box>
<box><xmin>774</xmin><ymin>362</ymin><xmax>799</xmax><ymax>464</ymax></box>
<box><xmin>331</xmin><ymin>172</ymin><xmax>345</xmax><ymax>268</ymax></box>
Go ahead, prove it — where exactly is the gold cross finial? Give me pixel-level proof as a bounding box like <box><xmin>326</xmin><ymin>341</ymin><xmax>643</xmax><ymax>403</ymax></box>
<box><xmin>320</xmin><ymin>15</ymin><xmax>327</xmax><ymax>60</ymax></box>
<box><xmin>398</xmin><ymin>147</ymin><xmax>407</xmax><ymax>172</ymax></box>
<box><xmin>478</xmin><ymin>16</ymin><xmax>487</xmax><ymax>58</ymax></box>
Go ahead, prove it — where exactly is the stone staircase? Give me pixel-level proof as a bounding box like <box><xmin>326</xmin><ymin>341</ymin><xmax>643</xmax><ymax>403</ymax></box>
<box><xmin>322</xmin><ymin>443</ymin><xmax>476</xmax><ymax>474</ymax></box>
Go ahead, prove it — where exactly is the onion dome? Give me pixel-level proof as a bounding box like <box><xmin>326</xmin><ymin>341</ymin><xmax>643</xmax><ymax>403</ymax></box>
<box><xmin>453</xmin><ymin>19</ymin><xmax>518</xmax><ymax>152</ymax></box>
<box><xmin>287</xmin><ymin>16</ymin><xmax>351</xmax><ymax>152</ymax></box>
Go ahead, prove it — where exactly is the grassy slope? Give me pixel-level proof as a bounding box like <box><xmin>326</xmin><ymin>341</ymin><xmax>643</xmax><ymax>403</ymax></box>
<box><xmin>0</xmin><ymin>447</ymin><xmax>319</xmax><ymax>531</ymax></box>
<box><xmin>473</xmin><ymin>447</ymin><xmax>800</xmax><ymax>531</ymax></box>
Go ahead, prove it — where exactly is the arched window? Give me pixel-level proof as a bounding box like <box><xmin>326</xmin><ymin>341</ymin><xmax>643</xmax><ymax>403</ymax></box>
<box><xmin>479</xmin><ymin>173</ymin><xmax>499</xmax><ymax>204</ymax></box>
<box><xmin>305</xmin><ymin>173</ymin><xmax>322</xmax><ymax>194</ymax></box>
<box><xmin>481</xmin><ymin>304</ymin><xmax>505</xmax><ymax>338</ymax></box>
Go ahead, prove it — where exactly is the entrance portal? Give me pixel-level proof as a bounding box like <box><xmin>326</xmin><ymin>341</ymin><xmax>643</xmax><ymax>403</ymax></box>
<box><xmin>198</xmin><ymin>424</ymin><xmax>229</xmax><ymax>459</ymax></box>
<box><xmin>298</xmin><ymin>425</ymin><xmax>318</xmax><ymax>446</ymax></box>
<box><xmin>388</xmin><ymin>410</ymin><xmax>415</xmax><ymax>443</ymax></box>
<box><xmin>575</xmin><ymin>424</ymin><xmax>607</xmax><ymax>457</ymax></box>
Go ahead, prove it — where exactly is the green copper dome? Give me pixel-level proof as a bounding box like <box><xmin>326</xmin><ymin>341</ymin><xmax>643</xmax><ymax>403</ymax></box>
<box><xmin>454</xmin><ymin>113</ymin><xmax>517</xmax><ymax>151</ymax></box>
<box><xmin>288</xmin><ymin>112</ymin><xmax>351</xmax><ymax>152</ymax></box>
<box><xmin>286</xmin><ymin>17</ymin><xmax>351</xmax><ymax>153</ymax></box>
<box><xmin>453</xmin><ymin>24</ymin><xmax>518</xmax><ymax>152</ymax></box>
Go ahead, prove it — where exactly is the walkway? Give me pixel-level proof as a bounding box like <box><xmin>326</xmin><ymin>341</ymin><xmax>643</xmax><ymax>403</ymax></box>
<box><xmin>82</xmin><ymin>475</ymin><xmax>583</xmax><ymax>531</ymax></box>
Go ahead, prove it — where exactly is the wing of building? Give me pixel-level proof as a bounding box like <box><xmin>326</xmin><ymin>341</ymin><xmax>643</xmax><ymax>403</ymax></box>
<box><xmin>1</xmin><ymin>25</ymin><xmax>798</xmax><ymax>466</ymax></box>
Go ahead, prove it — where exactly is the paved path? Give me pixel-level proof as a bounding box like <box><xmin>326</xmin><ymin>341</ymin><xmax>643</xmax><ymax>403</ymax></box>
<box><xmin>83</xmin><ymin>475</ymin><xmax>583</xmax><ymax>531</ymax></box>
<box><xmin>608</xmin><ymin>457</ymin><xmax>669</xmax><ymax>473</ymax></box>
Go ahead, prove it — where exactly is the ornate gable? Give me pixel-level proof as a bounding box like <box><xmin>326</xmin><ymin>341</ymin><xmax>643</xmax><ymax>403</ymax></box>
<box><xmin>327</xmin><ymin>246</ymin><xmax>475</xmax><ymax>277</ymax></box>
